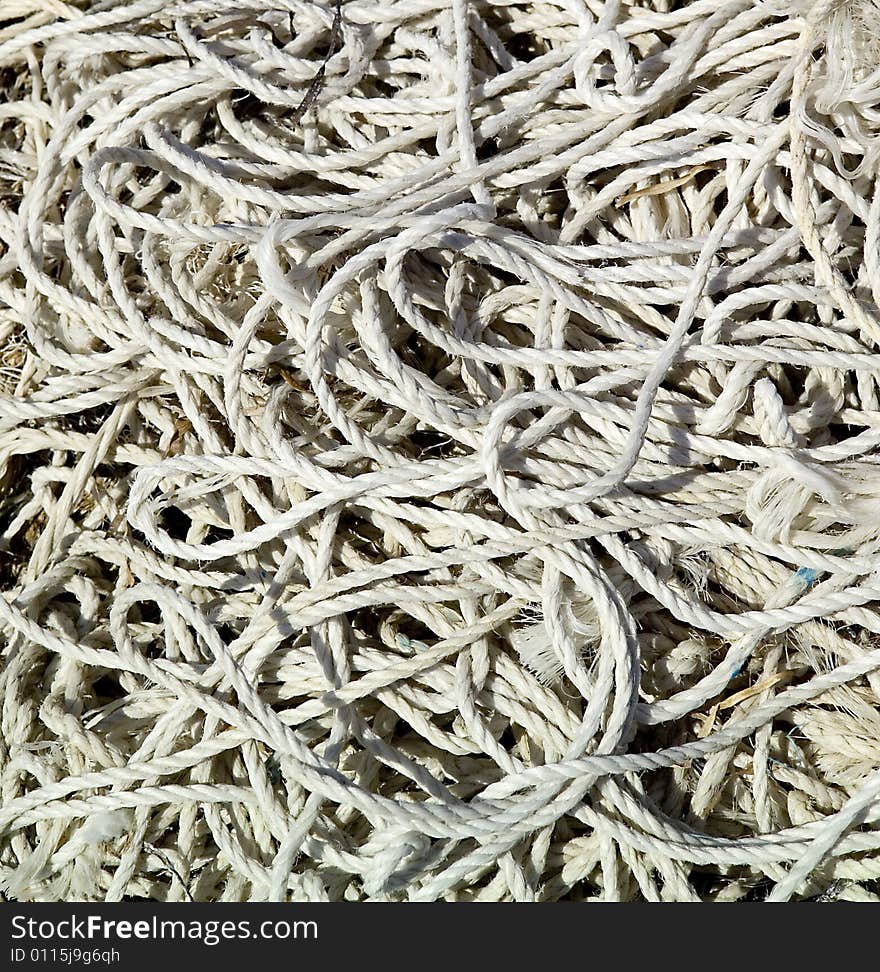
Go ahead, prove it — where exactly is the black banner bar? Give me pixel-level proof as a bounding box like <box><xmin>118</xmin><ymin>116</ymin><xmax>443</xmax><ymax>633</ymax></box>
<box><xmin>0</xmin><ymin>901</ymin><xmax>849</xmax><ymax>969</ymax></box>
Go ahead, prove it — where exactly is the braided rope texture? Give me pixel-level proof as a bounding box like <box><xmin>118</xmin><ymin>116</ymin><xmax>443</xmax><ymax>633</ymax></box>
<box><xmin>2</xmin><ymin>0</ymin><xmax>880</xmax><ymax>902</ymax></box>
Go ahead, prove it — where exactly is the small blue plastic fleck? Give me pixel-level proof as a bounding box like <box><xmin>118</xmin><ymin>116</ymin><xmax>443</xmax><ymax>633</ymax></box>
<box><xmin>795</xmin><ymin>567</ymin><xmax>819</xmax><ymax>585</ymax></box>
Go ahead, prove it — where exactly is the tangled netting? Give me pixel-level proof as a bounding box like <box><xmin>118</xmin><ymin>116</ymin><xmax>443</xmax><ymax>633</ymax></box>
<box><xmin>6</xmin><ymin>0</ymin><xmax>880</xmax><ymax>903</ymax></box>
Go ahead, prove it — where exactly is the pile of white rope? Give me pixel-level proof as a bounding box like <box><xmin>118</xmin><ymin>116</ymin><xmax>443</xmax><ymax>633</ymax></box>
<box><xmin>3</xmin><ymin>0</ymin><xmax>880</xmax><ymax>902</ymax></box>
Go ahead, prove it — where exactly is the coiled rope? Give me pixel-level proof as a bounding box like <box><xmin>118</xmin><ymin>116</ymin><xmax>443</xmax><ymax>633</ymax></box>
<box><xmin>2</xmin><ymin>0</ymin><xmax>880</xmax><ymax>901</ymax></box>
